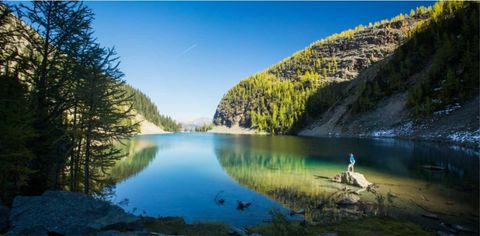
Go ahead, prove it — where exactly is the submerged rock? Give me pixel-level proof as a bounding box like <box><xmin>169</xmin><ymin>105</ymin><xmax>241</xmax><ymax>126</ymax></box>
<box><xmin>336</xmin><ymin>193</ymin><xmax>360</xmax><ymax>205</ymax></box>
<box><xmin>236</xmin><ymin>200</ymin><xmax>252</xmax><ymax>210</ymax></box>
<box><xmin>7</xmin><ymin>191</ymin><xmax>139</xmax><ymax>235</ymax></box>
<box><xmin>332</xmin><ymin>171</ymin><xmax>372</xmax><ymax>188</ymax></box>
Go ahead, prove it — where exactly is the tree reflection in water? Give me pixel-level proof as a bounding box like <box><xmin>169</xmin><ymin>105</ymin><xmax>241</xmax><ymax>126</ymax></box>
<box><xmin>213</xmin><ymin>135</ymin><xmax>479</xmax><ymax>226</ymax></box>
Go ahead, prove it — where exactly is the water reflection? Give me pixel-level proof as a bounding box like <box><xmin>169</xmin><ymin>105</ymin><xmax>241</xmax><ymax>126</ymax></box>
<box><xmin>105</xmin><ymin>134</ymin><xmax>478</xmax><ymax>229</ymax></box>
<box><xmin>109</xmin><ymin>138</ymin><xmax>160</xmax><ymax>183</ymax></box>
<box><xmin>213</xmin><ymin>134</ymin><xmax>479</xmax><ymax>227</ymax></box>
<box><xmin>107</xmin><ymin>134</ymin><xmax>296</xmax><ymax>227</ymax></box>
<box><xmin>214</xmin><ymin>135</ymin><xmax>478</xmax><ymax>185</ymax></box>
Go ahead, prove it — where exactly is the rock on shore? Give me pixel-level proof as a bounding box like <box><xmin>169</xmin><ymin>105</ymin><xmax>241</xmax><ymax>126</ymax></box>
<box><xmin>332</xmin><ymin>171</ymin><xmax>372</xmax><ymax>188</ymax></box>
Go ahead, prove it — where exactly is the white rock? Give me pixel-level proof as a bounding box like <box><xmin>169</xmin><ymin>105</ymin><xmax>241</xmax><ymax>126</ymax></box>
<box><xmin>332</xmin><ymin>171</ymin><xmax>372</xmax><ymax>188</ymax></box>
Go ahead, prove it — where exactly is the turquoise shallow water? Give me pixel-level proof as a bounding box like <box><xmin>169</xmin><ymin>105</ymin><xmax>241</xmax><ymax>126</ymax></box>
<box><xmin>107</xmin><ymin>133</ymin><xmax>479</xmax><ymax>227</ymax></box>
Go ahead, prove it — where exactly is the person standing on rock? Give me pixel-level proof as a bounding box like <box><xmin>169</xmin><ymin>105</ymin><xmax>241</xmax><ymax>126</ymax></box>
<box><xmin>347</xmin><ymin>153</ymin><xmax>355</xmax><ymax>172</ymax></box>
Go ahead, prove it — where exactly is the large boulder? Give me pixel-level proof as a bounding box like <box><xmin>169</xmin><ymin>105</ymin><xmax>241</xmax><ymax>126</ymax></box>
<box><xmin>332</xmin><ymin>171</ymin><xmax>372</xmax><ymax>188</ymax></box>
<box><xmin>7</xmin><ymin>191</ymin><xmax>139</xmax><ymax>235</ymax></box>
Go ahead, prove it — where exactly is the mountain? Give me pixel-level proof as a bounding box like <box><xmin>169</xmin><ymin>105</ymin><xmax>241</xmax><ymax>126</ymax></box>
<box><xmin>214</xmin><ymin>6</ymin><xmax>429</xmax><ymax>133</ymax></box>
<box><xmin>213</xmin><ymin>1</ymin><xmax>479</xmax><ymax>147</ymax></box>
<box><xmin>179</xmin><ymin>117</ymin><xmax>212</xmax><ymax>130</ymax></box>
<box><xmin>179</xmin><ymin>117</ymin><xmax>212</xmax><ymax>126</ymax></box>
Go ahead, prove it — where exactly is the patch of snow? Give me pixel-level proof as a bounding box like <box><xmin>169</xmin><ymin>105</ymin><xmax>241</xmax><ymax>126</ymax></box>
<box><xmin>434</xmin><ymin>103</ymin><xmax>461</xmax><ymax>116</ymax></box>
<box><xmin>397</xmin><ymin>121</ymin><xmax>414</xmax><ymax>135</ymax></box>
<box><xmin>447</xmin><ymin>129</ymin><xmax>480</xmax><ymax>144</ymax></box>
<box><xmin>370</xmin><ymin>122</ymin><xmax>414</xmax><ymax>138</ymax></box>
<box><xmin>371</xmin><ymin>129</ymin><xmax>395</xmax><ymax>137</ymax></box>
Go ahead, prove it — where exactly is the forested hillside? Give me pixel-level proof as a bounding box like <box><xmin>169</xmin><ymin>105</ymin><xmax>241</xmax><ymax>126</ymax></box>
<box><xmin>122</xmin><ymin>85</ymin><xmax>181</xmax><ymax>132</ymax></box>
<box><xmin>214</xmin><ymin>5</ymin><xmax>431</xmax><ymax>134</ymax></box>
<box><xmin>214</xmin><ymin>1</ymin><xmax>479</xmax><ymax>145</ymax></box>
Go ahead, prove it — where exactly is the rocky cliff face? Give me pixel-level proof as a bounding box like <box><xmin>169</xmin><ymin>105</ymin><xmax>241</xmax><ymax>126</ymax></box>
<box><xmin>213</xmin><ymin>12</ymin><xmax>429</xmax><ymax>130</ymax></box>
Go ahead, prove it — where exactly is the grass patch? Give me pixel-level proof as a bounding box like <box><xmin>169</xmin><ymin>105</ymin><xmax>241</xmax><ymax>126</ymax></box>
<box><xmin>249</xmin><ymin>215</ymin><xmax>434</xmax><ymax>236</ymax></box>
<box><xmin>142</xmin><ymin>216</ymin><xmax>230</xmax><ymax>236</ymax></box>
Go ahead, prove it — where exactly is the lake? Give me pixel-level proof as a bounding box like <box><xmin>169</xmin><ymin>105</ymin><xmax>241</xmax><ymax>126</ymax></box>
<box><xmin>107</xmin><ymin>133</ymin><xmax>479</xmax><ymax>228</ymax></box>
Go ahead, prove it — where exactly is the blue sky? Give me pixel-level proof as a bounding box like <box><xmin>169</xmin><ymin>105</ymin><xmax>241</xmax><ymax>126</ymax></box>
<box><xmin>87</xmin><ymin>1</ymin><xmax>433</xmax><ymax>121</ymax></box>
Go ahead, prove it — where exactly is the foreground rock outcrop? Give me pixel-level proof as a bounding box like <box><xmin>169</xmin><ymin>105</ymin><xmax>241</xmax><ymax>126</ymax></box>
<box><xmin>6</xmin><ymin>191</ymin><xmax>139</xmax><ymax>235</ymax></box>
<box><xmin>332</xmin><ymin>171</ymin><xmax>372</xmax><ymax>188</ymax></box>
<box><xmin>4</xmin><ymin>191</ymin><xmax>231</xmax><ymax>235</ymax></box>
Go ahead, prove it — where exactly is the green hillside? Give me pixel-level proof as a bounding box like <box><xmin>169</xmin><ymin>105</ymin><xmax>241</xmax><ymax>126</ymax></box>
<box><xmin>122</xmin><ymin>84</ymin><xmax>181</xmax><ymax>132</ymax></box>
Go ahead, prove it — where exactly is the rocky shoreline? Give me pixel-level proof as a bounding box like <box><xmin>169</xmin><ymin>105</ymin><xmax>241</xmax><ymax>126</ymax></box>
<box><xmin>209</xmin><ymin>125</ymin><xmax>267</xmax><ymax>135</ymax></box>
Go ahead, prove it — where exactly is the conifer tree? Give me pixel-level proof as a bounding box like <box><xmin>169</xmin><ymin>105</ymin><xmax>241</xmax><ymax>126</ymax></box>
<box><xmin>15</xmin><ymin>1</ymin><xmax>94</xmax><ymax>193</ymax></box>
<box><xmin>78</xmin><ymin>45</ymin><xmax>137</xmax><ymax>194</ymax></box>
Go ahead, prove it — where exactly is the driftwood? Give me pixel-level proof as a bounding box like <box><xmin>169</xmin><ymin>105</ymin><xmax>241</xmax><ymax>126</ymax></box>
<box><xmin>422</xmin><ymin>165</ymin><xmax>446</xmax><ymax>171</ymax></box>
<box><xmin>422</xmin><ymin>213</ymin><xmax>439</xmax><ymax>220</ymax></box>
<box><xmin>410</xmin><ymin>199</ymin><xmax>454</xmax><ymax>216</ymax></box>
<box><xmin>289</xmin><ymin>208</ymin><xmax>305</xmax><ymax>216</ymax></box>
<box><xmin>313</xmin><ymin>175</ymin><xmax>331</xmax><ymax>180</ymax></box>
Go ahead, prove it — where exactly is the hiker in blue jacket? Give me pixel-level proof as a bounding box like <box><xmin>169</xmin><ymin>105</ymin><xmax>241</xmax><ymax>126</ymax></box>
<box><xmin>348</xmin><ymin>153</ymin><xmax>355</xmax><ymax>172</ymax></box>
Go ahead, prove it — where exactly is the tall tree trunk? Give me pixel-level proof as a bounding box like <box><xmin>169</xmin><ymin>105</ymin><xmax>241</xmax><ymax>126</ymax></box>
<box><xmin>69</xmin><ymin>103</ymin><xmax>78</xmax><ymax>191</ymax></box>
<box><xmin>84</xmin><ymin>126</ymin><xmax>91</xmax><ymax>194</ymax></box>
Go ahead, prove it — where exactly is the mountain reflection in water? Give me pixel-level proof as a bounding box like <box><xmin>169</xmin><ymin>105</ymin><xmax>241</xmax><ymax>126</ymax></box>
<box><xmin>106</xmin><ymin>133</ymin><xmax>478</xmax><ymax>228</ymax></box>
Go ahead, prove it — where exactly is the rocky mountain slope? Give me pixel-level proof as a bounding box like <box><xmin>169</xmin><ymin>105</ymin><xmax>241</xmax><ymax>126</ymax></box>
<box><xmin>214</xmin><ymin>2</ymin><xmax>479</xmax><ymax>147</ymax></box>
<box><xmin>300</xmin><ymin>2</ymin><xmax>479</xmax><ymax>148</ymax></box>
<box><xmin>214</xmin><ymin>7</ymin><xmax>429</xmax><ymax>133</ymax></box>
<box><xmin>134</xmin><ymin>113</ymin><xmax>168</xmax><ymax>135</ymax></box>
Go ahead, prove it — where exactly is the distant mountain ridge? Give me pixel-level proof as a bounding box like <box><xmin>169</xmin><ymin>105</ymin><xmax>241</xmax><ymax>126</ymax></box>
<box><xmin>180</xmin><ymin>117</ymin><xmax>212</xmax><ymax>126</ymax></box>
<box><xmin>179</xmin><ymin>117</ymin><xmax>212</xmax><ymax>131</ymax></box>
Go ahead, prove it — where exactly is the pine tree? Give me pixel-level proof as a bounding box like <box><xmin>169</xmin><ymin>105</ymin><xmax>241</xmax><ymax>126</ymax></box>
<box><xmin>79</xmin><ymin>45</ymin><xmax>137</xmax><ymax>194</ymax></box>
<box><xmin>15</xmin><ymin>1</ymin><xmax>94</xmax><ymax>193</ymax></box>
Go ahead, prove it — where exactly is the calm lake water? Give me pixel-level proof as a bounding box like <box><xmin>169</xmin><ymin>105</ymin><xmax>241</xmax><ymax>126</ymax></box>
<box><xmin>107</xmin><ymin>133</ymin><xmax>479</xmax><ymax>228</ymax></box>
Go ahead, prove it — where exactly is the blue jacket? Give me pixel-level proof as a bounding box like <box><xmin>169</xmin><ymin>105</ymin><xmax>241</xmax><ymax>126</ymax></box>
<box><xmin>349</xmin><ymin>154</ymin><xmax>355</xmax><ymax>163</ymax></box>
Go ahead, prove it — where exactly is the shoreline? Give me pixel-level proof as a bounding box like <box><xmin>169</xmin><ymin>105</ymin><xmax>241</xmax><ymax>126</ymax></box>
<box><xmin>207</xmin><ymin>125</ymin><xmax>479</xmax><ymax>151</ymax></box>
<box><xmin>208</xmin><ymin>125</ymin><xmax>267</xmax><ymax>135</ymax></box>
<box><xmin>136</xmin><ymin>114</ymin><xmax>171</xmax><ymax>135</ymax></box>
<box><xmin>298</xmin><ymin>132</ymin><xmax>480</xmax><ymax>152</ymax></box>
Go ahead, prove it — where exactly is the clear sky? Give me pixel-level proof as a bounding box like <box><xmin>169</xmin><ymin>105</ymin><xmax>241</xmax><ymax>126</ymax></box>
<box><xmin>87</xmin><ymin>1</ymin><xmax>433</xmax><ymax>121</ymax></box>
